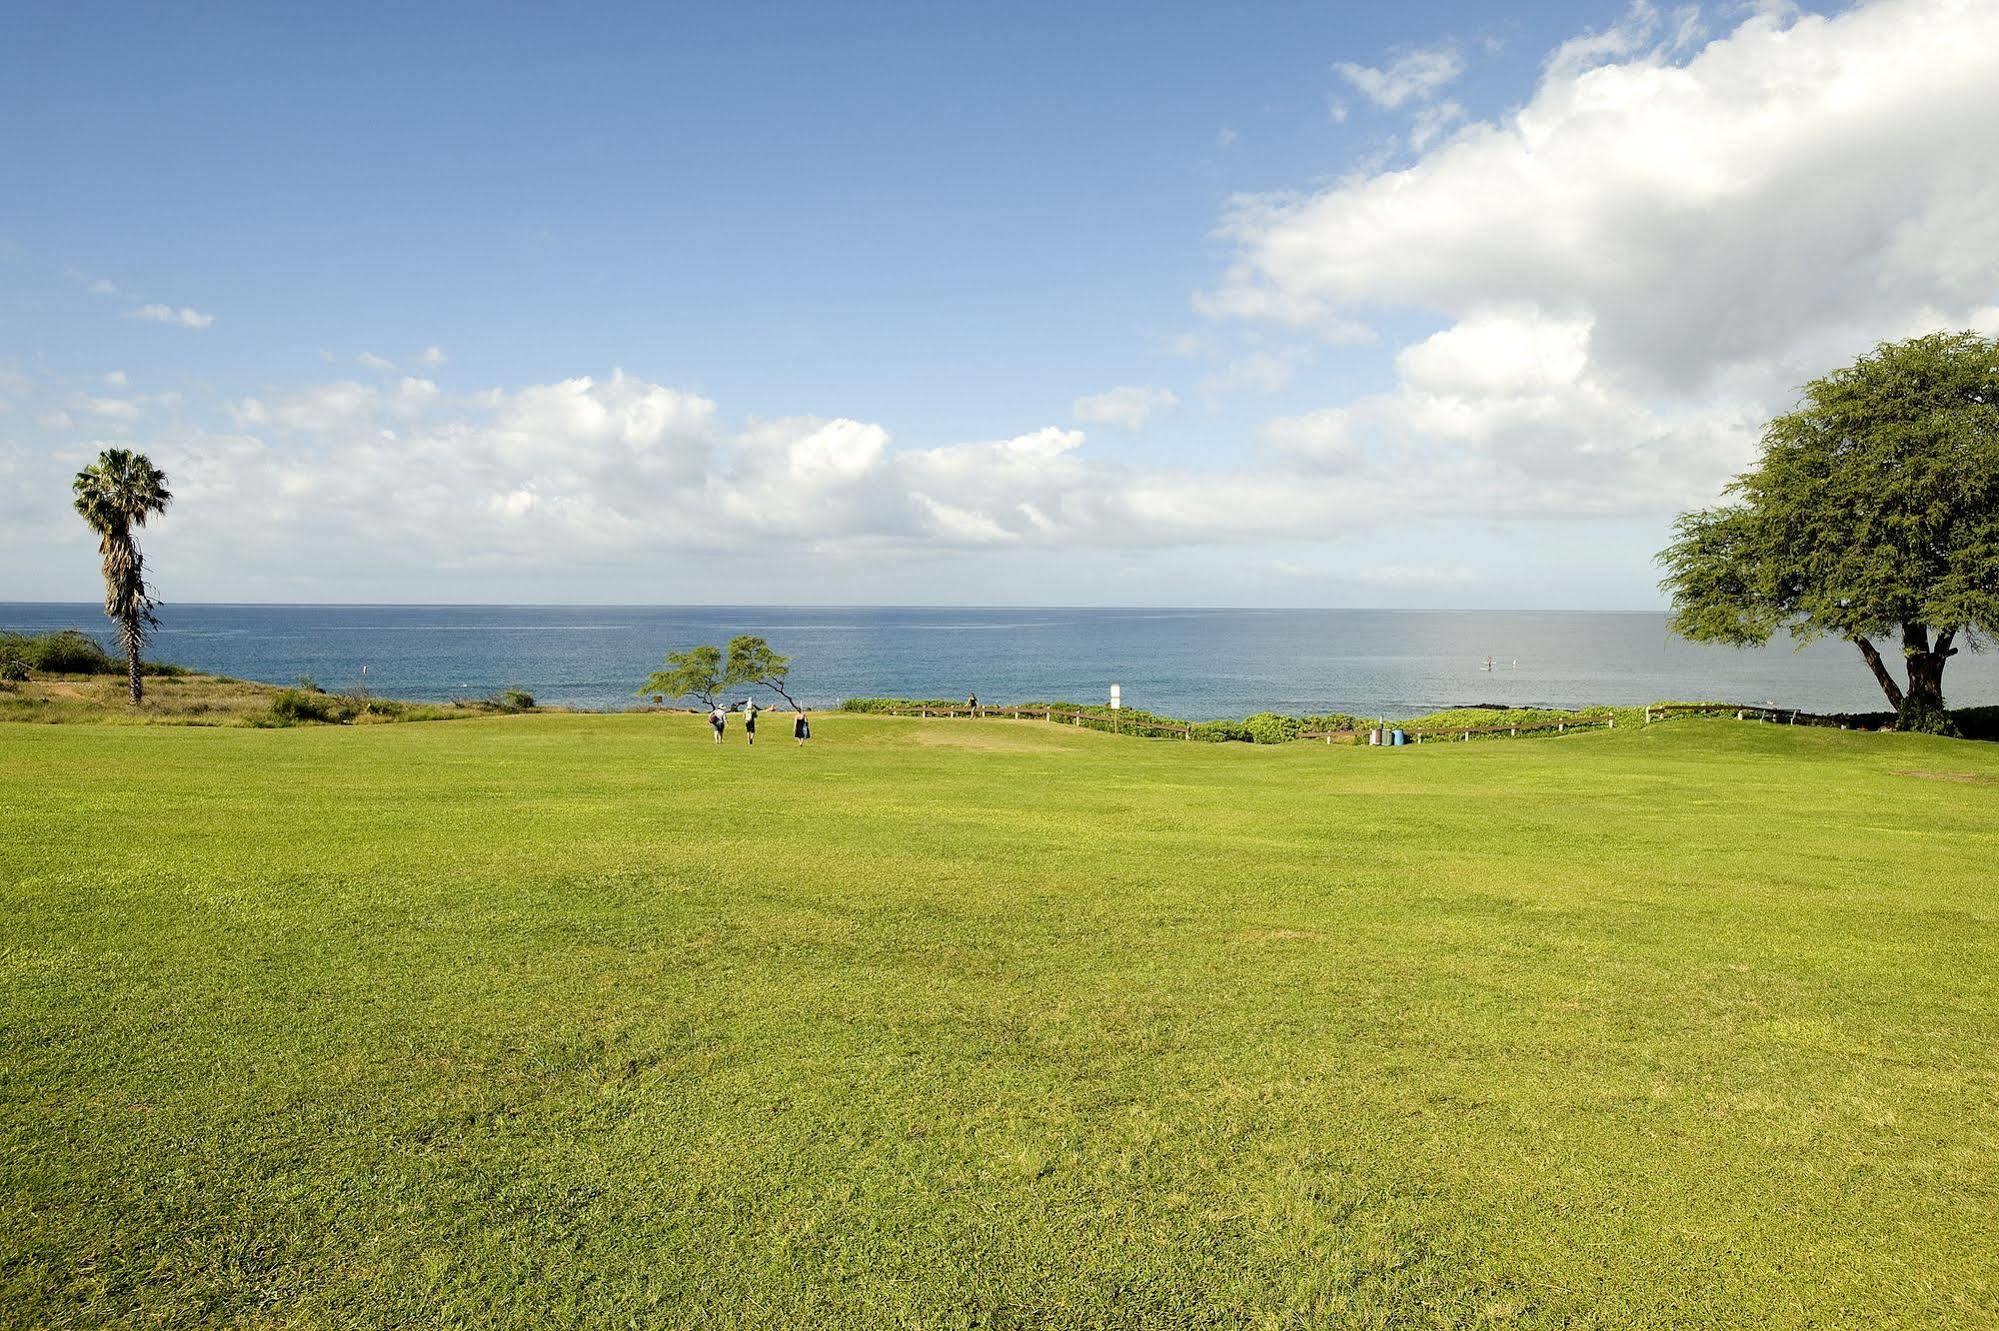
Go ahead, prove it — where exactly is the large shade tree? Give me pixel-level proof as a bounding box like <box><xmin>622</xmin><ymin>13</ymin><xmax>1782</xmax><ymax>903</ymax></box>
<box><xmin>71</xmin><ymin>448</ymin><xmax>172</xmax><ymax>705</ymax></box>
<box><xmin>1659</xmin><ymin>331</ymin><xmax>1999</xmax><ymax>730</ymax></box>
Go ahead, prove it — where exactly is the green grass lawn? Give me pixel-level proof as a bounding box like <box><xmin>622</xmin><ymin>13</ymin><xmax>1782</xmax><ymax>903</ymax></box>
<box><xmin>2</xmin><ymin>714</ymin><xmax>1995</xmax><ymax>1328</ymax></box>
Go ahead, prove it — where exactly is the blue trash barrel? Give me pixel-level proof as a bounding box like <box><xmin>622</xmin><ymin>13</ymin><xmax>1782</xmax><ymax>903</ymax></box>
<box><xmin>1391</xmin><ymin>729</ymin><xmax>1407</xmax><ymax>746</ymax></box>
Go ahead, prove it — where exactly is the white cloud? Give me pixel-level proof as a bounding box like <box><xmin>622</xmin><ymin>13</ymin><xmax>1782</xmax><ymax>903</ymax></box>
<box><xmin>229</xmin><ymin>381</ymin><xmax>378</xmax><ymax>433</ymax></box>
<box><xmin>102</xmin><ymin>370</ymin><xmax>127</xmax><ymax>387</ymax></box>
<box><xmin>1216</xmin><ymin>128</ymin><xmax>1240</xmax><ymax>148</ymax></box>
<box><xmin>1334</xmin><ymin>44</ymin><xmax>1466</xmax><ymax>110</ymax></box>
<box><xmin>1199</xmin><ymin>0</ymin><xmax>1999</xmax><ymax>520</ymax></box>
<box><xmin>357</xmin><ymin>351</ymin><xmax>396</xmax><ymax>371</ymax></box>
<box><xmin>1210</xmin><ymin>0</ymin><xmax>1999</xmax><ymax>394</ymax></box>
<box><xmin>1408</xmin><ymin>100</ymin><xmax>1465</xmax><ymax>151</ymax></box>
<box><xmin>77</xmin><ymin>395</ymin><xmax>141</xmax><ymax>422</ymax></box>
<box><xmin>1261</xmin><ymin>408</ymin><xmax>1358</xmax><ymax>467</ymax></box>
<box><xmin>1073</xmin><ymin>384</ymin><xmax>1178</xmax><ymax>429</ymax></box>
<box><xmin>394</xmin><ymin>377</ymin><xmax>438</xmax><ymax>414</ymax></box>
<box><xmin>85</xmin><ymin>278</ymin><xmax>120</xmax><ymax>297</ymax></box>
<box><xmin>130</xmin><ymin>304</ymin><xmax>215</xmax><ymax>329</ymax></box>
<box><xmin>1544</xmin><ymin>1</ymin><xmax>1659</xmax><ymax>80</ymax></box>
<box><xmin>419</xmin><ymin>345</ymin><xmax>447</xmax><ymax>366</ymax></box>
<box><xmin>36</xmin><ymin>409</ymin><xmax>75</xmax><ymax>429</ymax></box>
<box><xmin>1202</xmin><ymin>347</ymin><xmax>1309</xmax><ymax>395</ymax></box>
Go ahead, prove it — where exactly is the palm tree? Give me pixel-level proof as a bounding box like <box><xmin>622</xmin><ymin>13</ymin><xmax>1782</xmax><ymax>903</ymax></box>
<box><xmin>72</xmin><ymin>449</ymin><xmax>172</xmax><ymax>704</ymax></box>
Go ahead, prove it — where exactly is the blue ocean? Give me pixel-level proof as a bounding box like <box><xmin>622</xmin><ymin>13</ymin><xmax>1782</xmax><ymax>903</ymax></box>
<box><xmin>4</xmin><ymin>603</ymin><xmax>1993</xmax><ymax>720</ymax></box>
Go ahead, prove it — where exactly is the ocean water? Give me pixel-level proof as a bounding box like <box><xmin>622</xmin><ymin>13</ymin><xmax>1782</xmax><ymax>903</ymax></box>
<box><xmin>4</xmin><ymin>603</ymin><xmax>1994</xmax><ymax>721</ymax></box>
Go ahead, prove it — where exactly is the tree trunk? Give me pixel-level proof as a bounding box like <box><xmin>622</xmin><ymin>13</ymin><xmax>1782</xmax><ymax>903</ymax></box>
<box><xmin>1905</xmin><ymin>652</ymin><xmax>1947</xmax><ymax>711</ymax></box>
<box><xmin>126</xmin><ymin>630</ymin><xmax>143</xmax><ymax>705</ymax></box>
<box><xmin>1853</xmin><ymin>637</ymin><xmax>1904</xmax><ymax>710</ymax></box>
<box><xmin>1901</xmin><ymin>623</ymin><xmax>1948</xmax><ymax>712</ymax></box>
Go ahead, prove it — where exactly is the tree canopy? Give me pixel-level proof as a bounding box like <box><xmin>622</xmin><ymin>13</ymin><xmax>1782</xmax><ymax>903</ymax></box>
<box><xmin>1659</xmin><ymin>331</ymin><xmax>1999</xmax><ymax>729</ymax></box>
<box><xmin>724</xmin><ymin>635</ymin><xmax>799</xmax><ymax>709</ymax></box>
<box><xmin>639</xmin><ymin>644</ymin><xmax>724</xmax><ymax>707</ymax></box>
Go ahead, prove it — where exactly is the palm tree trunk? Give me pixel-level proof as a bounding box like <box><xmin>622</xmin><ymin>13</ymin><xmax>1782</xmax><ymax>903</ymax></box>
<box><xmin>126</xmin><ymin>628</ymin><xmax>143</xmax><ymax>704</ymax></box>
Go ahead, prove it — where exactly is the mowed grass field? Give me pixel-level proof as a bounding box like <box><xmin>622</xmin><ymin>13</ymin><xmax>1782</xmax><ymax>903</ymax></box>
<box><xmin>2</xmin><ymin>713</ymin><xmax>1996</xmax><ymax>1329</ymax></box>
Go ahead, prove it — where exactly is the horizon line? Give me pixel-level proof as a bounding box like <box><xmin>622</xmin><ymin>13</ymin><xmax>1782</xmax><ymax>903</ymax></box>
<box><xmin>1</xmin><ymin>599</ymin><xmax>1673</xmax><ymax>615</ymax></box>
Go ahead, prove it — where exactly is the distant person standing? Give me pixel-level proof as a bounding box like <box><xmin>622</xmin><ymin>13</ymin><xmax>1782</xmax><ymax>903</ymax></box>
<box><xmin>709</xmin><ymin>703</ymin><xmax>726</xmax><ymax>743</ymax></box>
<box><xmin>742</xmin><ymin>697</ymin><xmax>759</xmax><ymax>745</ymax></box>
<box><xmin>967</xmin><ymin>692</ymin><xmax>978</xmax><ymax>715</ymax></box>
<box><xmin>794</xmin><ymin>709</ymin><xmax>811</xmax><ymax>746</ymax></box>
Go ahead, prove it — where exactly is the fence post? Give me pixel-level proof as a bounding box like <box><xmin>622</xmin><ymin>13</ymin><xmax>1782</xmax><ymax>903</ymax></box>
<box><xmin>1644</xmin><ymin>707</ymin><xmax>1651</xmax><ymax>725</ymax></box>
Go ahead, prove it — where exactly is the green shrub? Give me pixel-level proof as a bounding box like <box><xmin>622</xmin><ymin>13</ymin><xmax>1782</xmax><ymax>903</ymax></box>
<box><xmin>0</xmin><ymin>629</ymin><xmax>117</xmax><ymax>674</ymax></box>
<box><xmin>1896</xmin><ymin>696</ymin><xmax>1961</xmax><ymax>737</ymax></box>
<box><xmin>495</xmin><ymin>689</ymin><xmax>535</xmax><ymax>711</ymax></box>
<box><xmin>270</xmin><ymin>689</ymin><xmax>353</xmax><ymax>724</ymax></box>
<box><xmin>0</xmin><ymin>652</ymin><xmax>28</xmax><ymax>683</ymax></box>
<box><xmin>0</xmin><ymin>629</ymin><xmax>194</xmax><ymax>677</ymax></box>
<box><xmin>840</xmin><ymin>697</ymin><xmax>967</xmax><ymax>713</ymax></box>
<box><xmin>1241</xmin><ymin>712</ymin><xmax>1298</xmax><ymax>744</ymax></box>
<box><xmin>1951</xmin><ymin>706</ymin><xmax>1999</xmax><ymax>741</ymax></box>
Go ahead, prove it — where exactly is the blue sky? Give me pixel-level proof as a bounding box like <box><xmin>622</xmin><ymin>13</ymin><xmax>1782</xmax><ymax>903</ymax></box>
<box><xmin>5</xmin><ymin>0</ymin><xmax>1994</xmax><ymax>607</ymax></box>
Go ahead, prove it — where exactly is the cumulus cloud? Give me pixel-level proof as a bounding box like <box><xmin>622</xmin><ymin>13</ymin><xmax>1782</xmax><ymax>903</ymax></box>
<box><xmin>97</xmin><ymin>369</ymin><xmax>1393</xmax><ymax>572</ymax></box>
<box><xmin>357</xmin><ymin>351</ymin><xmax>396</xmax><ymax>371</ymax></box>
<box><xmin>1073</xmin><ymin>385</ymin><xmax>1178</xmax><ymax>429</ymax></box>
<box><xmin>1202</xmin><ymin>0</ymin><xmax>1999</xmax><ymax>518</ymax></box>
<box><xmin>1210</xmin><ymin>0</ymin><xmax>1999</xmax><ymax>393</ymax></box>
<box><xmin>419</xmin><ymin>345</ymin><xmax>447</xmax><ymax>366</ymax></box>
<box><xmin>1334</xmin><ymin>44</ymin><xmax>1465</xmax><ymax>110</ymax></box>
<box><xmin>130</xmin><ymin>304</ymin><xmax>215</xmax><ymax>329</ymax></box>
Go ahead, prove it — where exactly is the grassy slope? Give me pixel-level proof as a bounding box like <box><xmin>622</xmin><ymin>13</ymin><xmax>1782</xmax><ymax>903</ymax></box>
<box><xmin>1</xmin><ymin>714</ymin><xmax>1995</xmax><ymax>1329</ymax></box>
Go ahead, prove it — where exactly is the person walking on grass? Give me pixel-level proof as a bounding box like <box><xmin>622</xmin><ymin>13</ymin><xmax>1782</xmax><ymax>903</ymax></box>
<box><xmin>709</xmin><ymin>702</ymin><xmax>726</xmax><ymax>743</ymax></box>
<box><xmin>742</xmin><ymin>696</ymin><xmax>759</xmax><ymax>745</ymax></box>
<box><xmin>794</xmin><ymin>708</ymin><xmax>811</xmax><ymax>746</ymax></box>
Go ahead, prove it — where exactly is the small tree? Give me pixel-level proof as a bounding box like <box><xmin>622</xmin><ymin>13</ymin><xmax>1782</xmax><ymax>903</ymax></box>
<box><xmin>724</xmin><ymin>635</ymin><xmax>799</xmax><ymax>709</ymax></box>
<box><xmin>72</xmin><ymin>448</ymin><xmax>172</xmax><ymax>704</ymax></box>
<box><xmin>1659</xmin><ymin>331</ymin><xmax>1999</xmax><ymax>731</ymax></box>
<box><xmin>640</xmin><ymin>644</ymin><xmax>724</xmax><ymax>707</ymax></box>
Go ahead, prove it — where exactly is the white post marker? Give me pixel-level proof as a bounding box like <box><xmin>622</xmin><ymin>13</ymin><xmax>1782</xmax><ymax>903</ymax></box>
<box><xmin>1110</xmin><ymin>684</ymin><xmax>1121</xmax><ymax>710</ymax></box>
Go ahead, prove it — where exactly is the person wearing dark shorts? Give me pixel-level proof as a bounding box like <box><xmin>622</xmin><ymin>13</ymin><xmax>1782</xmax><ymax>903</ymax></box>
<box><xmin>794</xmin><ymin>710</ymin><xmax>810</xmax><ymax>746</ymax></box>
<box><xmin>742</xmin><ymin>697</ymin><xmax>759</xmax><ymax>745</ymax></box>
<box><xmin>709</xmin><ymin>704</ymin><xmax>726</xmax><ymax>743</ymax></box>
